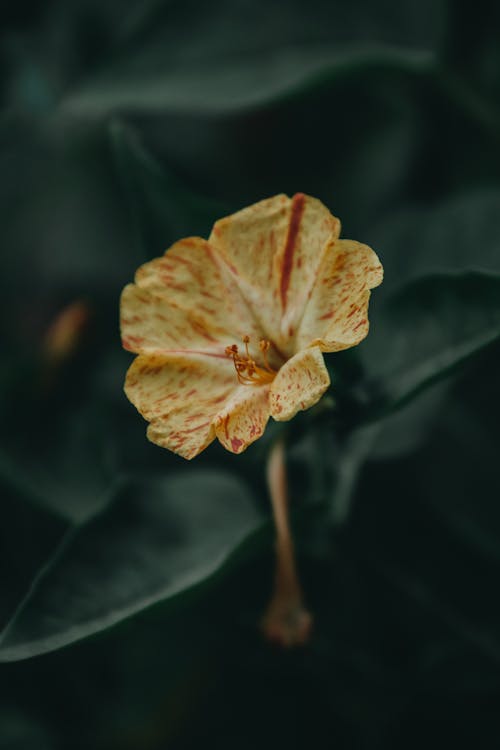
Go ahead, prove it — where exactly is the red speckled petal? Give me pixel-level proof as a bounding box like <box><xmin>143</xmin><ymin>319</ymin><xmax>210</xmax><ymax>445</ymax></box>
<box><xmin>121</xmin><ymin>237</ymin><xmax>261</xmax><ymax>356</ymax></box>
<box><xmin>276</xmin><ymin>194</ymin><xmax>340</xmax><ymax>348</ymax></box>
<box><xmin>121</xmin><ymin>284</ymin><xmax>229</xmax><ymax>357</ymax></box>
<box><xmin>124</xmin><ymin>353</ymin><xmax>237</xmax><ymax>459</ymax></box>
<box><xmin>214</xmin><ymin>386</ymin><xmax>271</xmax><ymax>454</ymax></box>
<box><xmin>296</xmin><ymin>239</ymin><xmax>383</xmax><ymax>352</ymax></box>
<box><xmin>208</xmin><ymin>194</ymin><xmax>339</xmax><ymax>356</ymax></box>
<box><xmin>209</xmin><ymin>194</ymin><xmax>289</xmax><ymax>345</ymax></box>
<box><xmin>269</xmin><ymin>346</ymin><xmax>330</xmax><ymax>422</ymax></box>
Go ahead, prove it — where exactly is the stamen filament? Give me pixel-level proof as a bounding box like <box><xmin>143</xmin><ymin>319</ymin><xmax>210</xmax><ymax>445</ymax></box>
<box><xmin>225</xmin><ymin>336</ymin><xmax>277</xmax><ymax>386</ymax></box>
<box><xmin>259</xmin><ymin>339</ymin><xmax>274</xmax><ymax>373</ymax></box>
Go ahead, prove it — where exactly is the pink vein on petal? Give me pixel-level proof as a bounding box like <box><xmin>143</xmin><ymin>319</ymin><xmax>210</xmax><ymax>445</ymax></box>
<box><xmin>280</xmin><ymin>192</ymin><xmax>305</xmax><ymax>309</ymax></box>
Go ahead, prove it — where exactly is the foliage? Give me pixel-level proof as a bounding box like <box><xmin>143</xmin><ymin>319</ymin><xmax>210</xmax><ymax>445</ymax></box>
<box><xmin>1</xmin><ymin>1</ymin><xmax>500</xmax><ymax>747</ymax></box>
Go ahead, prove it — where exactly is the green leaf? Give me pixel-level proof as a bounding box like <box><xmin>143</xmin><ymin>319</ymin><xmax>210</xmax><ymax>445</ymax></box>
<box><xmin>0</xmin><ymin>116</ymin><xmax>142</xmax><ymax>302</ymax></box>
<box><xmin>328</xmin><ymin>384</ymin><xmax>450</xmax><ymax>524</ymax></box>
<box><xmin>0</xmin><ymin>480</ymin><xmax>66</xmax><ymax>630</ymax></box>
<box><xmin>61</xmin><ymin>0</ymin><xmax>443</xmax><ymax>117</ymax></box>
<box><xmin>368</xmin><ymin>381</ymin><xmax>449</xmax><ymax>460</ymax></box>
<box><xmin>370</xmin><ymin>189</ymin><xmax>500</xmax><ymax>299</ymax></box>
<box><xmin>0</xmin><ymin>470</ymin><xmax>262</xmax><ymax>661</ymax></box>
<box><xmin>109</xmin><ymin>120</ymin><xmax>225</xmax><ymax>252</ymax></box>
<box><xmin>359</xmin><ymin>271</ymin><xmax>500</xmax><ymax>414</ymax></box>
<box><xmin>64</xmin><ymin>45</ymin><xmax>433</xmax><ymax>117</ymax></box>
<box><xmin>0</xmin><ymin>397</ymin><xmax>117</xmax><ymax>524</ymax></box>
<box><xmin>414</xmin><ymin>352</ymin><xmax>500</xmax><ymax>561</ymax></box>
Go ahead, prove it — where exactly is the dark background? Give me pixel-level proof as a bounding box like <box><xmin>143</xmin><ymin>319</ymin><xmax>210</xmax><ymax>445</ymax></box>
<box><xmin>1</xmin><ymin>1</ymin><xmax>500</xmax><ymax>748</ymax></box>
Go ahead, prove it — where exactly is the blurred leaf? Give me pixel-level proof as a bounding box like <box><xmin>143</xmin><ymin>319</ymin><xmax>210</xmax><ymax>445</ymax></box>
<box><xmin>368</xmin><ymin>381</ymin><xmax>449</xmax><ymax>460</ymax></box>
<box><xmin>328</xmin><ymin>384</ymin><xmax>449</xmax><ymax>524</ymax></box>
<box><xmin>0</xmin><ymin>115</ymin><xmax>139</xmax><ymax>291</ymax></box>
<box><xmin>329</xmin><ymin>423</ymin><xmax>380</xmax><ymax>525</ymax></box>
<box><xmin>413</xmin><ymin>349</ymin><xmax>500</xmax><ymax>561</ymax></box>
<box><xmin>0</xmin><ymin>706</ymin><xmax>54</xmax><ymax>750</ymax></box>
<box><xmin>370</xmin><ymin>189</ymin><xmax>500</xmax><ymax>299</ymax></box>
<box><xmin>64</xmin><ymin>45</ymin><xmax>433</xmax><ymax>117</ymax></box>
<box><xmin>109</xmin><ymin>120</ymin><xmax>225</xmax><ymax>252</ymax></box>
<box><xmin>442</xmin><ymin>0</ymin><xmax>500</xmax><ymax>113</ymax></box>
<box><xmin>0</xmin><ymin>481</ymin><xmax>66</xmax><ymax>630</ymax></box>
<box><xmin>61</xmin><ymin>0</ymin><xmax>444</xmax><ymax>116</ymax></box>
<box><xmin>0</xmin><ymin>470</ymin><xmax>262</xmax><ymax>661</ymax></box>
<box><xmin>358</xmin><ymin>271</ymin><xmax>500</xmax><ymax>414</ymax></box>
<box><xmin>0</xmin><ymin>397</ymin><xmax>118</xmax><ymax>524</ymax></box>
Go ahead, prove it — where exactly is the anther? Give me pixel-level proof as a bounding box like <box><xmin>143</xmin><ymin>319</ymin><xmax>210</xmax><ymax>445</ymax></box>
<box><xmin>259</xmin><ymin>339</ymin><xmax>274</xmax><ymax>373</ymax></box>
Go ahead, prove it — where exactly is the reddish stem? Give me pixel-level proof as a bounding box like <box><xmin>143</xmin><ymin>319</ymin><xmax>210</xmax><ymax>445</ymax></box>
<box><xmin>261</xmin><ymin>439</ymin><xmax>312</xmax><ymax>646</ymax></box>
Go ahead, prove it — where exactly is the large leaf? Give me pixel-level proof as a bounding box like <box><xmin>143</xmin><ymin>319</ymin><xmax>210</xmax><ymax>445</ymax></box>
<box><xmin>62</xmin><ymin>0</ymin><xmax>443</xmax><ymax>116</ymax></box>
<box><xmin>109</xmin><ymin>120</ymin><xmax>225</xmax><ymax>252</ymax></box>
<box><xmin>358</xmin><ymin>271</ymin><xmax>500</xmax><ymax>414</ymax></box>
<box><xmin>0</xmin><ymin>392</ymin><xmax>118</xmax><ymax>523</ymax></box>
<box><xmin>370</xmin><ymin>189</ymin><xmax>500</xmax><ymax>299</ymax></box>
<box><xmin>0</xmin><ymin>481</ymin><xmax>66</xmax><ymax>630</ymax></box>
<box><xmin>64</xmin><ymin>45</ymin><xmax>433</xmax><ymax>117</ymax></box>
<box><xmin>0</xmin><ymin>470</ymin><xmax>262</xmax><ymax>661</ymax></box>
<box><xmin>413</xmin><ymin>349</ymin><xmax>500</xmax><ymax>561</ymax></box>
<box><xmin>328</xmin><ymin>272</ymin><xmax>500</xmax><ymax>524</ymax></box>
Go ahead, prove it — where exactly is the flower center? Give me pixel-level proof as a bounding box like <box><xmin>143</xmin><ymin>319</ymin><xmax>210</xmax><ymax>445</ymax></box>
<box><xmin>225</xmin><ymin>336</ymin><xmax>277</xmax><ymax>386</ymax></box>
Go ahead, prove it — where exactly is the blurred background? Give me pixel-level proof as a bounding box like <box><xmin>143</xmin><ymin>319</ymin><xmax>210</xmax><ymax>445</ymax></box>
<box><xmin>1</xmin><ymin>0</ymin><xmax>500</xmax><ymax>748</ymax></box>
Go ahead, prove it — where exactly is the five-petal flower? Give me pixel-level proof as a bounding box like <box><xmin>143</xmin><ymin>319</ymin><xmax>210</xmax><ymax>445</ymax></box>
<box><xmin>120</xmin><ymin>193</ymin><xmax>383</xmax><ymax>458</ymax></box>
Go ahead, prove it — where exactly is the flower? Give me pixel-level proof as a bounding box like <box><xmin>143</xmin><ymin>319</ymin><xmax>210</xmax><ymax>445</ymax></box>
<box><xmin>120</xmin><ymin>193</ymin><xmax>383</xmax><ymax>459</ymax></box>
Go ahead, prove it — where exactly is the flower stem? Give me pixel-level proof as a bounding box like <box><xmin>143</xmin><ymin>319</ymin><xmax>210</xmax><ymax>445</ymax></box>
<box><xmin>261</xmin><ymin>438</ymin><xmax>312</xmax><ymax>646</ymax></box>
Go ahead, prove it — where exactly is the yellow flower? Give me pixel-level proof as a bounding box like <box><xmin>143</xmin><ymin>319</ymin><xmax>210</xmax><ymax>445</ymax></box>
<box><xmin>120</xmin><ymin>193</ymin><xmax>383</xmax><ymax>459</ymax></box>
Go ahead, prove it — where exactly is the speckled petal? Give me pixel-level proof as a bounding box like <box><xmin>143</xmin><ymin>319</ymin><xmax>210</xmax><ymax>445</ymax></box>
<box><xmin>121</xmin><ymin>284</ymin><xmax>224</xmax><ymax>356</ymax></box>
<box><xmin>124</xmin><ymin>353</ymin><xmax>237</xmax><ymax>459</ymax></box>
<box><xmin>208</xmin><ymin>195</ymin><xmax>289</xmax><ymax>343</ymax></box>
<box><xmin>276</xmin><ymin>194</ymin><xmax>340</xmax><ymax>348</ymax></box>
<box><xmin>208</xmin><ymin>193</ymin><xmax>339</xmax><ymax>355</ymax></box>
<box><xmin>214</xmin><ymin>386</ymin><xmax>271</xmax><ymax>454</ymax></box>
<box><xmin>121</xmin><ymin>237</ymin><xmax>260</xmax><ymax>356</ymax></box>
<box><xmin>269</xmin><ymin>346</ymin><xmax>330</xmax><ymax>422</ymax></box>
<box><xmin>296</xmin><ymin>239</ymin><xmax>383</xmax><ymax>352</ymax></box>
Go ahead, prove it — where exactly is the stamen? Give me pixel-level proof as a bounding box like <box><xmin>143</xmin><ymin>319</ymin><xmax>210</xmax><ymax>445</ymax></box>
<box><xmin>243</xmin><ymin>335</ymin><xmax>251</xmax><ymax>360</ymax></box>
<box><xmin>225</xmin><ymin>336</ymin><xmax>277</xmax><ymax>385</ymax></box>
<box><xmin>259</xmin><ymin>339</ymin><xmax>274</xmax><ymax>373</ymax></box>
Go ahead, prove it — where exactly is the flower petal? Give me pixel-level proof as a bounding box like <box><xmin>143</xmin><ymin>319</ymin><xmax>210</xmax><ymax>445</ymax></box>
<box><xmin>269</xmin><ymin>346</ymin><xmax>330</xmax><ymax>422</ymax></box>
<box><xmin>121</xmin><ymin>237</ymin><xmax>260</xmax><ymax>356</ymax></box>
<box><xmin>124</xmin><ymin>353</ymin><xmax>237</xmax><ymax>459</ymax></box>
<box><xmin>209</xmin><ymin>193</ymin><xmax>339</xmax><ymax>355</ymax></box>
<box><xmin>277</xmin><ymin>194</ymin><xmax>340</xmax><ymax>347</ymax></box>
<box><xmin>209</xmin><ymin>194</ymin><xmax>289</xmax><ymax>343</ymax></box>
<box><xmin>296</xmin><ymin>239</ymin><xmax>383</xmax><ymax>352</ymax></box>
<box><xmin>214</xmin><ymin>386</ymin><xmax>270</xmax><ymax>454</ymax></box>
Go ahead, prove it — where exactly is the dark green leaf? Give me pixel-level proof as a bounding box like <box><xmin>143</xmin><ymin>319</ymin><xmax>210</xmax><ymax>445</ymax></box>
<box><xmin>0</xmin><ymin>397</ymin><xmax>118</xmax><ymax>524</ymax></box>
<box><xmin>0</xmin><ymin>470</ymin><xmax>261</xmax><ymax>661</ymax></box>
<box><xmin>359</xmin><ymin>271</ymin><xmax>500</xmax><ymax>413</ymax></box>
<box><xmin>368</xmin><ymin>381</ymin><xmax>449</xmax><ymax>460</ymax></box>
<box><xmin>0</xmin><ymin>480</ymin><xmax>66</xmax><ymax>630</ymax></box>
<box><xmin>328</xmin><ymin>384</ymin><xmax>449</xmax><ymax>524</ymax></box>
<box><xmin>413</xmin><ymin>350</ymin><xmax>500</xmax><ymax>561</ymax></box>
<box><xmin>109</xmin><ymin>120</ymin><xmax>225</xmax><ymax>252</ymax></box>
<box><xmin>61</xmin><ymin>0</ymin><xmax>444</xmax><ymax>116</ymax></box>
<box><xmin>370</xmin><ymin>189</ymin><xmax>500</xmax><ymax>300</ymax></box>
<box><xmin>64</xmin><ymin>45</ymin><xmax>434</xmax><ymax>117</ymax></box>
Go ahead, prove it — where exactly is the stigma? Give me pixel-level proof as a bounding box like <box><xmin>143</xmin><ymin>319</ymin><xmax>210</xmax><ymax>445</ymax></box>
<box><xmin>225</xmin><ymin>336</ymin><xmax>277</xmax><ymax>386</ymax></box>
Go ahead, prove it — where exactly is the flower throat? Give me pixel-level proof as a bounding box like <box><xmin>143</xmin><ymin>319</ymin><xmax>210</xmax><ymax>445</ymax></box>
<box><xmin>225</xmin><ymin>336</ymin><xmax>277</xmax><ymax>386</ymax></box>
